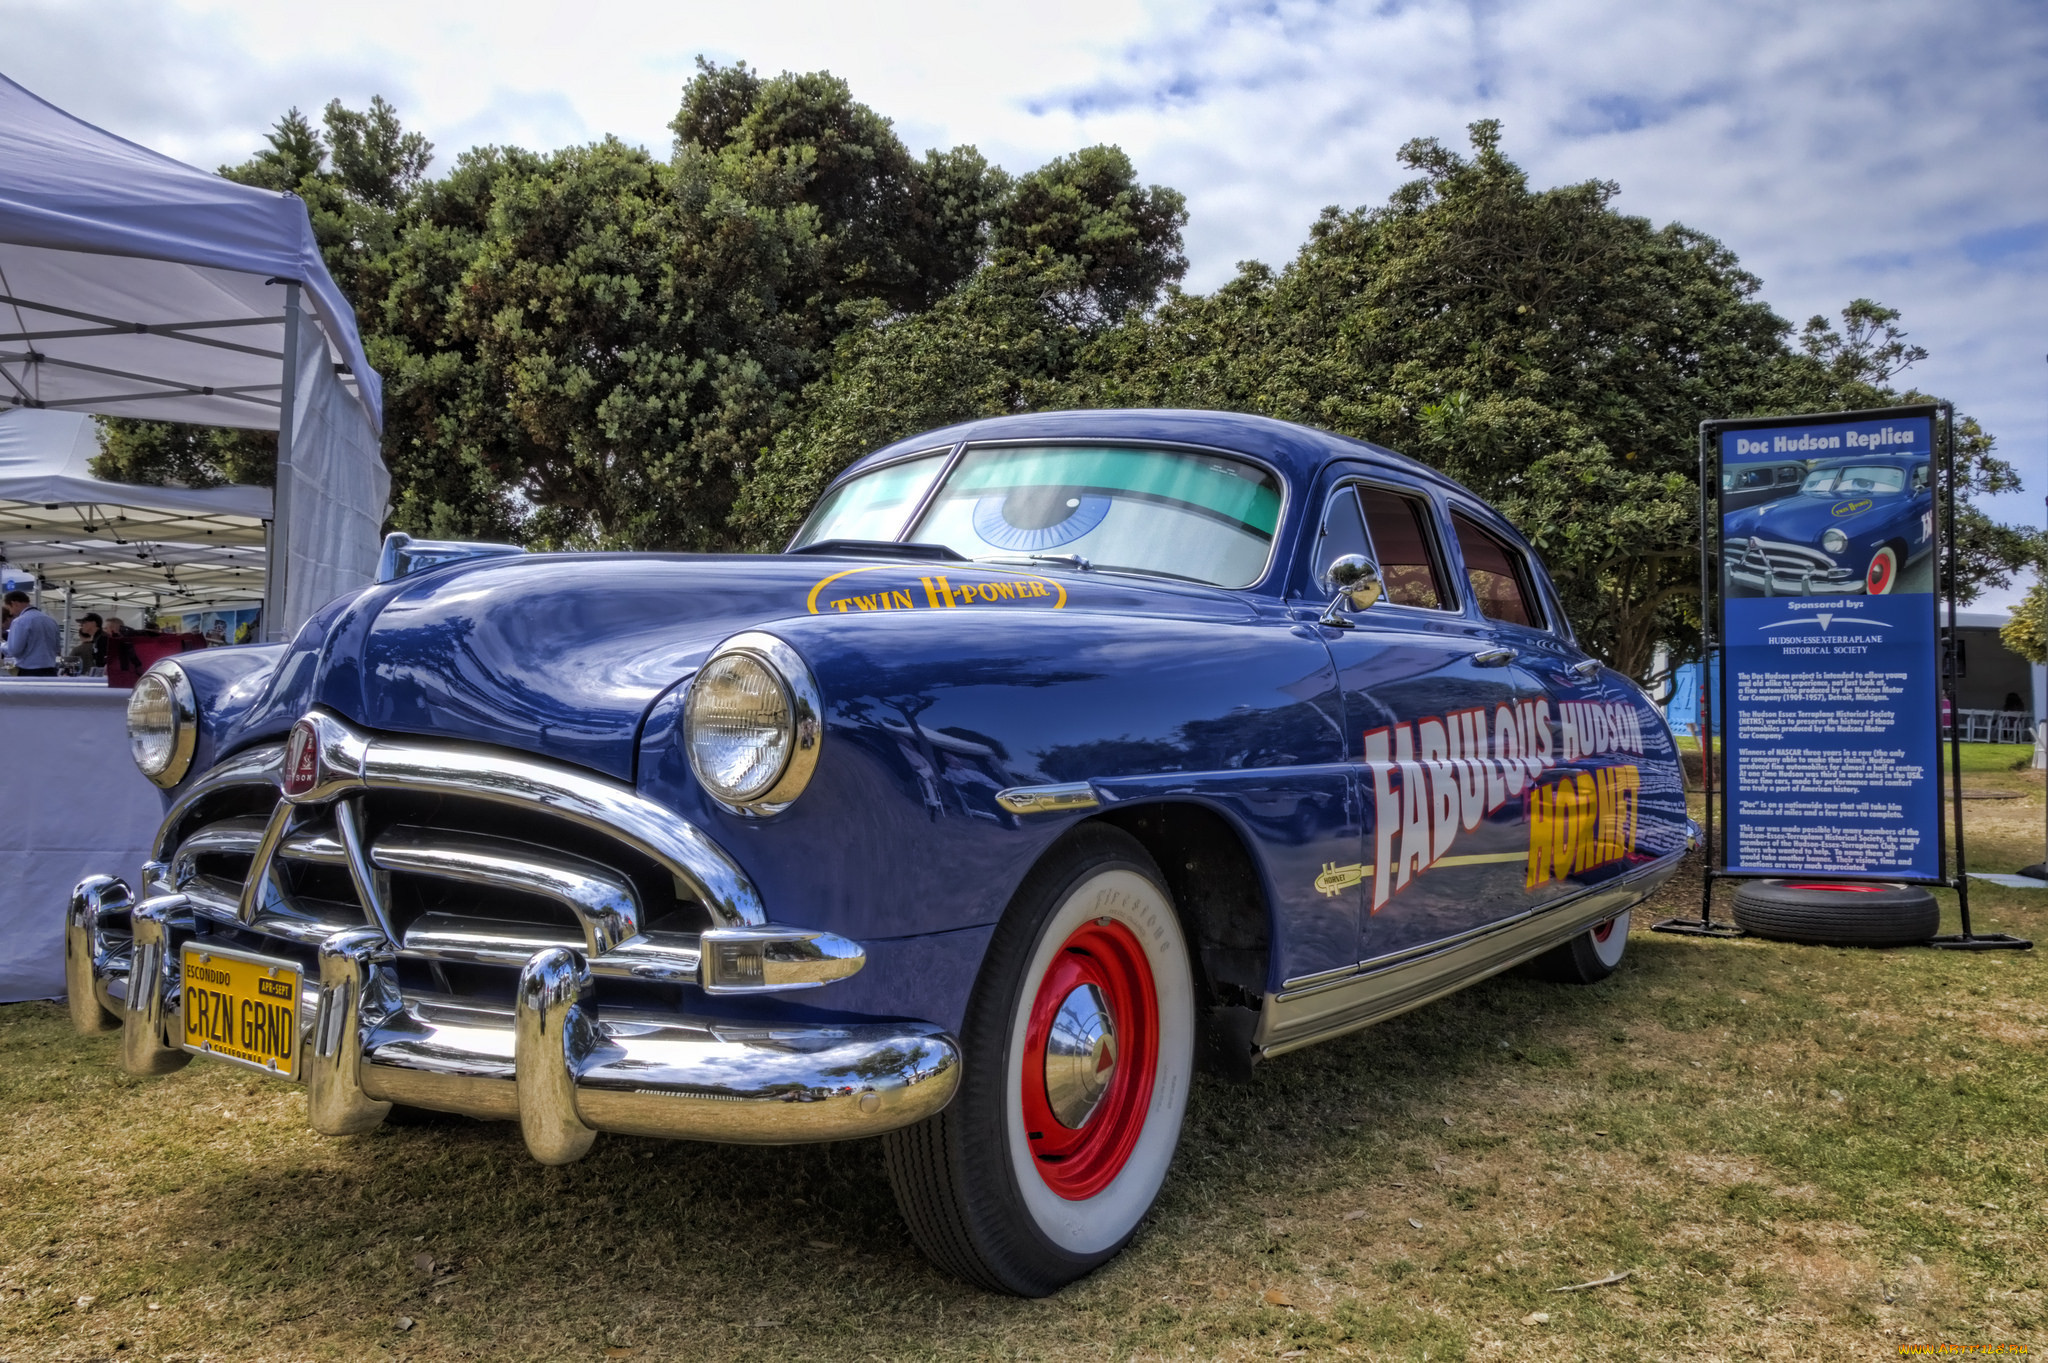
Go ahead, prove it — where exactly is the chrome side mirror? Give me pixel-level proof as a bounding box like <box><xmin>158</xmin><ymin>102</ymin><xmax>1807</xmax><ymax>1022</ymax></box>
<box><xmin>1318</xmin><ymin>554</ymin><xmax>1383</xmax><ymax>628</ymax></box>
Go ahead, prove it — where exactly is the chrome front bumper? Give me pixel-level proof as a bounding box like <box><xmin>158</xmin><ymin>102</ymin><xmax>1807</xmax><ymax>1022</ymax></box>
<box><xmin>70</xmin><ymin>877</ymin><xmax>960</xmax><ymax>1158</ymax></box>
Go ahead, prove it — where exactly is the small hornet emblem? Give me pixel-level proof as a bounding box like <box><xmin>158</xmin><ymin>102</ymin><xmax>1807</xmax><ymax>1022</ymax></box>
<box><xmin>282</xmin><ymin>718</ymin><xmax>320</xmax><ymax>797</ymax></box>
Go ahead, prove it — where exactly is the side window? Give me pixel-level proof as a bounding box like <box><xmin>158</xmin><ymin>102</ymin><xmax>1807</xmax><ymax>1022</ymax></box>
<box><xmin>1314</xmin><ymin>487</ymin><xmax>1372</xmax><ymax>585</ymax></box>
<box><xmin>1451</xmin><ymin>511</ymin><xmax>1544</xmax><ymax>629</ymax></box>
<box><xmin>1357</xmin><ymin>485</ymin><xmax>1452</xmax><ymax>610</ymax></box>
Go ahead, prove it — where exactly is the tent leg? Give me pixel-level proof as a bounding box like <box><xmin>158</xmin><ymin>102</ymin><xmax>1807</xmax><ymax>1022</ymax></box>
<box><xmin>264</xmin><ymin>282</ymin><xmax>301</xmax><ymax>643</ymax></box>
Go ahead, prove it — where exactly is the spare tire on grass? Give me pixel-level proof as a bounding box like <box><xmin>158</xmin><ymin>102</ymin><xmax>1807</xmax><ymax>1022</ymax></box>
<box><xmin>1731</xmin><ymin>880</ymin><xmax>1938</xmax><ymax>948</ymax></box>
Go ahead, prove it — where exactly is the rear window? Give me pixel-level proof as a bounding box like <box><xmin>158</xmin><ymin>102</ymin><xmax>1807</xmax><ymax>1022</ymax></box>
<box><xmin>1451</xmin><ymin>512</ymin><xmax>1543</xmax><ymax>629</ymax></box>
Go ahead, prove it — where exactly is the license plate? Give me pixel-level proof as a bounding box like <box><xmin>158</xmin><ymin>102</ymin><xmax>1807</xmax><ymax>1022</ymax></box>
<box><xmin>180</xmin><ymin>945</ymin><xmax>303</xmax><ymax>1080</ymax></box>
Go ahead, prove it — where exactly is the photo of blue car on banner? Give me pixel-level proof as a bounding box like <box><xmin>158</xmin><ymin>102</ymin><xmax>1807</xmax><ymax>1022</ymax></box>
<box><xmin>1718</xmin><ymin>407</ymin><xmax>1941</xmax><ymax>881</ymax></box>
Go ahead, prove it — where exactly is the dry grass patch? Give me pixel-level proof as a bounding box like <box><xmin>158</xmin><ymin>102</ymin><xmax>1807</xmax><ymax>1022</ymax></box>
<box><xmin>5</xmin><ymin>788</ymin><xmax>2047</xmax><ymax>1360</ymax></box>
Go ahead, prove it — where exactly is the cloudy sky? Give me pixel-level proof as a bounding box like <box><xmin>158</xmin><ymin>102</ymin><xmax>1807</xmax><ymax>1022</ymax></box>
<box><xmin>5</xmin><ymin>0</ymin><xmax>2043</xmax><ymax>606</ymax></box>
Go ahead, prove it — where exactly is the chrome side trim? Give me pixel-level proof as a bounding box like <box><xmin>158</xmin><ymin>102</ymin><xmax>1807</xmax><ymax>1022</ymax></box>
<box><xmin>996</xmin><ymin>782</ymin><xmax>1100</xmax><ymax>815</ymax></box>
<box><xmin>1256</xmin><ymin>852</ymin><xmax>1684</xmax><ymax>1058</ymax></box>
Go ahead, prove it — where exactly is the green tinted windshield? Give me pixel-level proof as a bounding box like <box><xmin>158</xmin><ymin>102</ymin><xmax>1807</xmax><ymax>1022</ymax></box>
<box><xmin>908</xmin><ymin>444</ymin><xmax>1282</xmax><ymax>587</ymax></box>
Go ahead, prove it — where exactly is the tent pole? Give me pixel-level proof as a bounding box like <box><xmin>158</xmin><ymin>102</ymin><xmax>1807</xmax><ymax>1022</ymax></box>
<box><xmin>264</xmin><ymin>282</ymin><xmax>301</xmax><ymax>643</ymax></box>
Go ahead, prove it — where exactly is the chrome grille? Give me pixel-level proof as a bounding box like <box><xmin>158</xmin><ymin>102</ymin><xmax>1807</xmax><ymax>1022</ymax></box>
<box><xmin>159</xmin><ymin>735</ymin><xmax>728</xmax><ymax>992</ymax></box>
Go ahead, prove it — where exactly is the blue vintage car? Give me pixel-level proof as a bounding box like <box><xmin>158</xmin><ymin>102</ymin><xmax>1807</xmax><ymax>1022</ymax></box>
<box><xmin>71</xmin><ymin>410</ymin><xmax>1688</xmax><ymax>1294</ymax></box>
<box><xmin>1721</xmin><ymin>453</ymin><xmax>1933</xmax><ymax>595</ymax></box>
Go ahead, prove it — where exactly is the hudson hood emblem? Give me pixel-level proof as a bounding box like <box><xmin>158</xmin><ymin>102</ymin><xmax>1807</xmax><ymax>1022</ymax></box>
<box><xmin>282</xmin><ymin>719</ymin><xmax>320</xmax><ymax>797</ymax></box>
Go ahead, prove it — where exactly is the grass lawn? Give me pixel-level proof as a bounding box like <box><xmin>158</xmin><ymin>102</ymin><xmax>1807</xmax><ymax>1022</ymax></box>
<box><xmin>5</xmin><ymin>783</ymin><xmax>2046</xmax><ymax>1361</ymax></box>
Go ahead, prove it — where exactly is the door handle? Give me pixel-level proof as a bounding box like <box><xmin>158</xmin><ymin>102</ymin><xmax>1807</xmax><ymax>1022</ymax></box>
<box><xmin>1473</xmin><ymin>647</ymin><xmax>1516</xmax><ymax>667</ymax></box>
<box><xmin>1570</xmin><ymin>659</ymin><xmax>1602</xmax><ymax>679</ymax></box>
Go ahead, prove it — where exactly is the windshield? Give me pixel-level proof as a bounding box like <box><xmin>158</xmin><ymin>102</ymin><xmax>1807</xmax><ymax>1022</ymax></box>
<box><xmin>791</xmin><ymin>452</ymin><xmax>949</xmax><ymax>546</ymax></box>
<box><xmin>1802</xmin><ymin>464</ymin><xmax>1909</xmax><ymax>495</ymax></box>
<box><xmin>899</xmin><ymin>444</ymin><xmax>1282</xmax><ymax>587</ymax></box>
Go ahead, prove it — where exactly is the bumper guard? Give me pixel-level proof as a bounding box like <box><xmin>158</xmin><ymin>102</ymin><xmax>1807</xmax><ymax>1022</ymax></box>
<box><xmin>70</xmin><ymin>878</ymin><xmax>962</xmax><ymax>1159</ymax></box>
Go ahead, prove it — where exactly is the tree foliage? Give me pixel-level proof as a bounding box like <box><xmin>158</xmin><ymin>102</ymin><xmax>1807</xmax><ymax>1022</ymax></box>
<box><xmin>94</xmin><ymin>84</ymin><xmax>2037</xmax><ymax>676</ymax></box>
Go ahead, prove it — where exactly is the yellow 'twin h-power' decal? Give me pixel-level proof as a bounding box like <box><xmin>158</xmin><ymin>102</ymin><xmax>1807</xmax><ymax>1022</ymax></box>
<box><xmin>805</xmin><ymin>564</ymin><xmax>1068</xmax><ymax>614</ymax></box>
<box><xmin>1525</xmin><ymin>765</ymin><xmax>1641</xmax><ymax>890</ymax></box>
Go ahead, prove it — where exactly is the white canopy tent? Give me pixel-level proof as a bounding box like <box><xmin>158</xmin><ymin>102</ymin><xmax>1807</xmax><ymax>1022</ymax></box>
<box><xmin>0</xmin><ymin>409</ymin><xmax>269</xmax><ymax>620</ymax></box>
<box><xmin>0</xmin><ymin>70</ymin><xmax>388</xmax><ymax>637</ymax></box>
<box><xmin>0</xmin><ymin>74</ymin><xmax>392</xmax><ymax>1003</ymax></box>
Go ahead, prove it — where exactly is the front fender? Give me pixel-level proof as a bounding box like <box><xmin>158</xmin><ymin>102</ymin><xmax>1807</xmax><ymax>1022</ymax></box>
<box><xmin>636</xmin><ymin>605</ymin><xmax>1347</xmax><ymax>951</ymax></box>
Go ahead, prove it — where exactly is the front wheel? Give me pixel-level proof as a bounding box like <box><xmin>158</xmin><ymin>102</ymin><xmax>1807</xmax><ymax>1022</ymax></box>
<box><xmin>884</xmin><ymin>825</ymin><xmax>1196</xmax><ymax>1295</ymax></box>
<box><xmin>1865</xmin><ymin>545</ymin><xmax>1899</xmax><ymax>594</ymax></box>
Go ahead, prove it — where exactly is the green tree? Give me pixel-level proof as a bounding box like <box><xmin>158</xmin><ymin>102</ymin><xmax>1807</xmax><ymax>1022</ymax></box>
<box><xmin>734</xmin><ymin>255</ymin><xmax>1092</xmax><ymax>546</ymax></box>
<box><xmin>372</xmin><ymin>62</ymin><xmax>1015</xmax><ymax>550</ymax></box>
<box><xmin>2002</xmin><ymin>579</ymin><xmax>2048</xmax><ymax>665</ymax></box>
<box><xmin>1079</xmin><ymin>120</ymin><xmax>1793</xmax><ymax>676</ymax></box>
<box><xmin>735</xmin><ymin>142</ymin><xmax>1191</xmax><ymax>547</ymax></box>
<box><xmin>994</xmin><ymin>146</ymin><xmax>1187</xmax><ymax>322</ymax></box>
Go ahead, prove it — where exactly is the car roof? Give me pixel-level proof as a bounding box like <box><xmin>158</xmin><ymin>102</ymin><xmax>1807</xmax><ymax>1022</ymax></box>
<box><xmin>839</xmin><ymin>408</ymin><xmax>1474</xmax><ymax>502</ymax></box>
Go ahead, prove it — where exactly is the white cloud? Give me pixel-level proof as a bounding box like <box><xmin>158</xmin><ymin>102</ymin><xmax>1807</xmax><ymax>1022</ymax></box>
<box><xmin>3</xmin><ymin>0</ymin><xmax>2039</xmax><ymax>534</ymax></box>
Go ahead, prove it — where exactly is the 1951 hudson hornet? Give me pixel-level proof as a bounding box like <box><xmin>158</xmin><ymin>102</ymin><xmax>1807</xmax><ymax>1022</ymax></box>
<box><xmin>69</xmin><ymin>410</ymin><xmax>1688</xmax><ymax>1295</ymax></box>
<box><xmin>1721</xmin><ymin>452</ymin><xmax>1934</xmax><ymax>596</ymax></box>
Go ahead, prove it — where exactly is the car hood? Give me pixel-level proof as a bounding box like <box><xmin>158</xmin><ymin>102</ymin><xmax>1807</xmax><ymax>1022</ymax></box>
<box><xmin>1725</xmin><ymin>490</ymin><xmax>1903</xmax><ymax>541</ymax></box>
<box><xmin>305</xmin><ymin>550</ymin><xmax>1252</xmax><ymax>782</ymax></box>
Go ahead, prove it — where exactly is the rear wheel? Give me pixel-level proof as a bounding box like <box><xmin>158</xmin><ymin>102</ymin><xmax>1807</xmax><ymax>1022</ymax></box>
<box><xmin>884</xmin><ymin>825</ymin><xmax>1195</xmax><ymax>1295</ymax></box>
<box><xmin>1523</xmin><ymin>911</ymin><xmax>1630</xmax><ymax>984</ymax></box>
<box><xmin>1865</xmin><ymin>545</ymin><xmax>1900</xmax><ymax>594</ymax></box>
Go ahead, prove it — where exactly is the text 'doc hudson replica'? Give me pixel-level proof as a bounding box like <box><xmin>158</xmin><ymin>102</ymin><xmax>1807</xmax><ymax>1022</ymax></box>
<box><xmin>70</xmin><ymin>410</ymin><xmax>1687</xmax><ymax>1294</ymax></box>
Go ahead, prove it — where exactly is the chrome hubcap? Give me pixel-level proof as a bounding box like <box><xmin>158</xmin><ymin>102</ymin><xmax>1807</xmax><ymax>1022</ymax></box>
<box><xmin>1043</xmin><ymin>982</ymin><xmax>1117</xmax><ymax>1129</ymax></box>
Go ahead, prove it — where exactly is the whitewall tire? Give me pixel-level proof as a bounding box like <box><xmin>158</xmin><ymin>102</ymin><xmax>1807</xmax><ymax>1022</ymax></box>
<box><xmin>884</xmin><ymin>824</ymin><xmax>1196</xmax><ymax>1294</ymax></box>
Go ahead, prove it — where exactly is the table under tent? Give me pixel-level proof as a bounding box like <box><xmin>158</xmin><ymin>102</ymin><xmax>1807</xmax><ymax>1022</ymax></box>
<box><xmin>0</xmin><ymin>70</ymin><xmax>389</xmax><ymax>1002</ymax></box>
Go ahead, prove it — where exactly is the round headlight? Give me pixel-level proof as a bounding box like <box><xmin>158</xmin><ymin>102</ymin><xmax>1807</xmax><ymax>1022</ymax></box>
<box><xmin>1822</xmin><ymin>528</ymin><xmax>1848</xmax><ymax>555</ymax></box>
<box><xmin>683</xmin><ymin>633</ymin><xmax>822</xmax><ymax>813</ymax></box>
<box><xmin>127</xmin><ymin>663</ymin><xmax>197</xmax><ymax>788</ymax></box>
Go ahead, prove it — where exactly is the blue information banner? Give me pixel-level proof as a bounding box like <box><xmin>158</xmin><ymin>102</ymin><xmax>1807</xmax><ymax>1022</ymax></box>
<box><xmin>1717</xmin><ymin>410</ymin><xmax>1941</xmax><ymax>879</ymax></box>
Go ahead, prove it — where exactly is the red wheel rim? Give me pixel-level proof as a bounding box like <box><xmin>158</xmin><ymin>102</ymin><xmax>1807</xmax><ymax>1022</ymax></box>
<box><xmin>1021</xmin><ymin>918</ymin><xmax>1158</xmax><ymax>1200</ymax></box>
<box><xmin>1866</xmin><ymin>550</ymin><xmax>1894</xmax><ymax>594</ymax></box>
<box><xmin>1592</xmin><ymin>917</ymin><xmax>1618</xmax><ymax>942</ymax></box>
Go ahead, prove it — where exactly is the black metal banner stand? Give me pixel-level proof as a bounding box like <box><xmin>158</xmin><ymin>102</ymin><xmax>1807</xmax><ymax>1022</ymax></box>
<box><xmin>1927</xmin><ymin>403</ymin><xmax>2030</xmax><ymax>950</ymax></box>
<box><xmin>1652</xmin><ymin>423</ymin><xmax>1743</xmax><ymax>938</ymax></box>
<box><xmin>1653</xmin><ymin>404</ymin><xmax>2030</xmax><ymax>949</ymax></box>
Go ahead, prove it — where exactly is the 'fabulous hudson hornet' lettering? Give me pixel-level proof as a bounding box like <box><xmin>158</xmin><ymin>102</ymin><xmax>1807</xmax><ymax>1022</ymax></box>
<box><xmin>805</xmin><ymin>564</ymin><xmax>1068</xmax><ymax>614</ymax></box>
<box><xmin>1352</xmin><ymin>699</ymin><xmax>1645</xmax><ymax>909</ymax></box>
<box><xmin>1525</xmin><ymin>766</ymin><xmax>1642</xmax><ymax>890</ymax></box>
